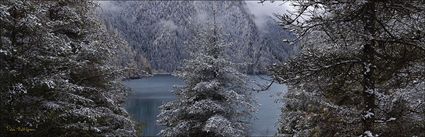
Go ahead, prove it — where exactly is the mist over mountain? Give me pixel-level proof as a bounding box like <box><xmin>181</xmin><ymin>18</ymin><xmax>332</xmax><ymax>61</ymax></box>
<box><xmin>96</xmin><ymin>1</ymin><xmax>293</xmax><ymax>74</ymax></box>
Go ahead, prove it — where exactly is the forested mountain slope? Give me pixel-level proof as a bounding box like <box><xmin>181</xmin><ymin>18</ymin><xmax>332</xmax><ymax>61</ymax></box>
<box><xmin>96</xmin><ymin>1</ymin><xmax>293</xmax><ymax>74</ymax></box>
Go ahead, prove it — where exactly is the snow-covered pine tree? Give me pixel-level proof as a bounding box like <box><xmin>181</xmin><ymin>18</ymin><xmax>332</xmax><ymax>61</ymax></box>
<box><xmin>271</xmin><ymin>0</ymin><xmax>425</xmax><ymax>136</ymax></box>
<box><xmin>0</xmin><ymin>0</ymin><xmax>136</xmax><ymax>136</ymax></box>
<box><xmin>157</xmin><ymin>5</ymin><xmax>255</xmax><ymax>137</ymax></box>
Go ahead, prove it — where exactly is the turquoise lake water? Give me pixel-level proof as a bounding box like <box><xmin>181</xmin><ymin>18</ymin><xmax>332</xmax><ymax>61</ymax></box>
<box><xmin>124</xmin><ymin>74</ymin><xmax>286</xmax><ymax>136</ymax></box>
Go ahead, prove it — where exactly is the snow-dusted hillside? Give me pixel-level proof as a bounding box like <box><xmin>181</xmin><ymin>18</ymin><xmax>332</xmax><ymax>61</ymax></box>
<box><xmin>96</xmin><ymin>1</ymin><xmax>293</xmax><ymax>74</ymax></box>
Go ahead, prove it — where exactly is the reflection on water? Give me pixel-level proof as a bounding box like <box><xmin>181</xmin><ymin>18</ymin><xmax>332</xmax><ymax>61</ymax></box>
<box><xmin>124</xmin><ymin>74</ymin><xmax>286</xmax><ymax>136</ymax></box>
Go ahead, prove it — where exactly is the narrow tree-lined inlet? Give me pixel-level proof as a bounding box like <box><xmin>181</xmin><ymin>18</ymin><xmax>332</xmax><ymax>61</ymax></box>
<box><xmin>1</xmin><ymin>0</ymin><xmax>424</xmax><ymax>137</ymax></box>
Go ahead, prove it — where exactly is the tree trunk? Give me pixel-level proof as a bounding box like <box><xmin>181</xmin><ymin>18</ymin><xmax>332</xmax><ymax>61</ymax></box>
<box><xmin>362</xmin><ymin>1</ymin><xmax>377</xmax><ymax>135</ymax></box>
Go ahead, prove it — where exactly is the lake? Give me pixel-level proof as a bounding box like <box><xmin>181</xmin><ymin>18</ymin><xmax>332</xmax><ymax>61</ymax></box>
<box><xmin>124</xmin><ymin>74</ymin><xmax>286</xmax><ymax>136</ymax></box>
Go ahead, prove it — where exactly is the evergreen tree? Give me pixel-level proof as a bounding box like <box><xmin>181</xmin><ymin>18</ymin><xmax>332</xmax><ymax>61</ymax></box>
<box><xmin>157</xmin><ymin>7</ymin><xmax>256</xmax><ymax>137</ymax></box>
<box><xmin>0</xmin><ymin>0</ymin><xmax>136</xmax><ymax>136</ymax></box>
<box><xmin>271</xmin><ymin>0</ymin><xmax>425</xmax><ymax>136</ymax></box>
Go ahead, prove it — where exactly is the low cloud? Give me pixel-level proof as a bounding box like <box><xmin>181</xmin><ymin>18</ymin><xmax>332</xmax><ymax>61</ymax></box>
<box><xmin>246</xmin><ymin>1</ymin><xmax>293</xmax><ymax>29</ymax></box>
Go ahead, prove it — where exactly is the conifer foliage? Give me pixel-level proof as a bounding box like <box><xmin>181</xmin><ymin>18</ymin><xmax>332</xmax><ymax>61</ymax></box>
<box><xmin>0</xmin><ymin>0</ymin><xmax>136</xmax><ymax>136</ymax></box>
<box><xmin>157</xmin><ymin>9</ymin><xmax>256</xmax><ymax>137</ymax></box>
<box><xmin>272</xmin><ymin>0</ymin><xmax>425</xmax><ymax>136</ymax></box>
